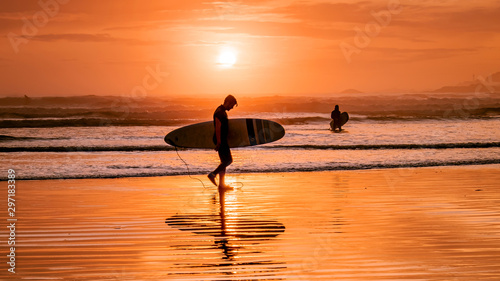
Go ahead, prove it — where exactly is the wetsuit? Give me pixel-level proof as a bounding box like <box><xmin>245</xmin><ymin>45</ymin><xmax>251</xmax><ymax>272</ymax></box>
<box><xmin>331</xmin><ymin>109</ymin><xmax>341</xmax><ymax>130</ymax></box>
<box><xmin>212</xmin><ymin>105</ymin><xmax>233</xmax><ymax>174</ymax></box>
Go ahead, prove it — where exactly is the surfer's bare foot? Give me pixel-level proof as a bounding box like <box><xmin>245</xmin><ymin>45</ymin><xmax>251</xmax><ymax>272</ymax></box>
<box><xmin>218</xmin><ymin>184</ymin><xmax>234</xmax><ymax>191</ymax></box>
<box><xmin>208</xmin><ymin>173</ymin><xmax>217</xmax><ymax>186</ymax></box>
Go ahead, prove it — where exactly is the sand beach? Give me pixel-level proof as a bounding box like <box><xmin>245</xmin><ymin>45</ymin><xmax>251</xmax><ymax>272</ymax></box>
<box><xmin>2</xmin><ymin>165</ymin><xmax>500</xmax><ymax>280</ymax></box>
<box><xmin>3</xmin><ymin>1</ymin><xmax>500</xmax><ymax>280</ymax></box>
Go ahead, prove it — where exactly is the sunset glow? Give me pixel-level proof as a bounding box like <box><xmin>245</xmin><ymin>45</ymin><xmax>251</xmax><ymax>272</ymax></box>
<box><xmin>1</xmin><ymin>1</ymin><xmax>499</xmax><ymax>97</ymax></box>
<box><xmin>217</xmin><ymin>47</ymin><xmax>237</xmax><ymax>68</ymax></box>
<box><xmin>2</xmin><ymin>2</ymin><xmax>500</xmax><ymax>280</ymax></box>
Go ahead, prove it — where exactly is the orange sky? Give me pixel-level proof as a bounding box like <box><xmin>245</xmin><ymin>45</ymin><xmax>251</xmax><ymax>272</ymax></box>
<box><xmin>1</xmin><ymin>0</ymin><xmax>499</xmax><ymax>97</ymax></box>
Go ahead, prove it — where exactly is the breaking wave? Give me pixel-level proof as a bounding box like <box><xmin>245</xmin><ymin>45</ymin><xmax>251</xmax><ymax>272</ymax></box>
<box><xmin>4</xmin><ymin>158</ymin><xmax>500</xmax><ymax>181</ymax></box>
<box><xmin>266</xmin><ymin>142</ymin><xmax>500</xmax><ymax>150</ymax></box>
<box><xmin>3</xmin><ymin>142</ymin><xmax>499</xmax><ymax>152</ymax></box>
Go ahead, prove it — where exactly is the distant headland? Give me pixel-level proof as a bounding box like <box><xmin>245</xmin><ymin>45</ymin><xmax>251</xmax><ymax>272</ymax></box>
<box><xmin>432</xmin><ymin>71</ymin><xmax>499</xmax><ymax>93</ymax></box>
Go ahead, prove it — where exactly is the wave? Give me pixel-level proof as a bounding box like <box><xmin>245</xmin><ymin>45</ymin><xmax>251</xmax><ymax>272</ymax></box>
<box><xmin>266</xmin><ymin>142</ymin><xmax>500</xmax><ymax>150</ymax></box>
<box><xmin>0</xmin><ymin>135</ymin><xmax>25</xmax><ymax>141</ymax></box>
<box><xmin>0</xmin><ymin>118</ymin><xmax>185</xmax><ymax>128</ymax></box>
<box><xmin>2</xmin><ymin>93</ymin><xmax>500</xmax><ymax>128</ymax></box>
<box><xmin>3</xmin><ymin>159</ymin><xmax>500</xmax><ymax>181</ymax></box>
<box><xmin>2</xmin><ymin>108</ymin><xmax>500</xmax><ymax>128</ymax></box>
<box><xmin>2</xmin><ymin>113</ymin><xmax>499</xmax><ymax>128</ymax></box>
<box><xmin>230</xmin><ymin>159</ymin><xmax>500</xmax><ymax>174</ymax></box>
<box><xmin>0</xmin><ymin>135</ymin><xmax>70</xmax><ymax>142</ymax></box>
<box><xmin>272</xmin><ymin>115</ymin><xmax>500</xmax><ymax>125</ymax></box>
<box><xmin>2</xmin><ymin>142</ymin><xmax>500</xmax><ymax>152</ymax></box>
<box><xmin>0</xmin><ymin>145</ymin><xmax>176</xmax><ymax>152</ymax></box>
<box><xmin>3</xmin><ymin>141</ymin><xmax>500</xmax><ymax>152</ymax></box>
<box><xmin>270</xmin><ymin>116</ymin><xmax>329</xmax><ymax>125</ymax></box>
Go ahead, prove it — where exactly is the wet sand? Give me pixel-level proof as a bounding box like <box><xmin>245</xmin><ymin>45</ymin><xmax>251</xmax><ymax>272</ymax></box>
<box><xmin>1</xmin><ymin>165</ymin><xmax>500</xmax><ymax>280</ymax></box>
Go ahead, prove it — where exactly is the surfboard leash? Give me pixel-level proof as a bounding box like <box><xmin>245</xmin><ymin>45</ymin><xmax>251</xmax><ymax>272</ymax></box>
<box><xmin>174</xmin><ymin>146</ymin><xmax>209</xmax><ymax>189</ymax></box>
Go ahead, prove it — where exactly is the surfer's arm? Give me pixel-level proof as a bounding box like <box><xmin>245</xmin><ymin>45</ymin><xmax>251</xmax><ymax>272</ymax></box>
<box><xmin>214</xmin><ymin>118</ymin><xmax>222</xmax><ymax>151</ymax></box>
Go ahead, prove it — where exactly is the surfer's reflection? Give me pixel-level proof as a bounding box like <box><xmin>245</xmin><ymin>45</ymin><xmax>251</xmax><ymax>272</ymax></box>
<box><xmin>216</xmin><ymin>190</ymin><xmax>235</xmax><ymax>262</ymax></box>
<box><xmin>165</xmin><ymin>188</ymin><xmax>286</xmax><ymax>278</ymax></box>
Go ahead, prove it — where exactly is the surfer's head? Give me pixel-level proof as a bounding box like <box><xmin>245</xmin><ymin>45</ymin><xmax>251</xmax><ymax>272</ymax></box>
<box><xmin>223</xmin><ymin>95</ymin><xmax>238</xmax><ymax>111</ymax></box>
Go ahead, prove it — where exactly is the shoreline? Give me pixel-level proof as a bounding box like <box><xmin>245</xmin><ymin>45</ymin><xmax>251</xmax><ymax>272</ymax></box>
<box><xmin>2</xmin><ymin>162</ymin><xmax>500</xmax><ymax>181</ymax></box>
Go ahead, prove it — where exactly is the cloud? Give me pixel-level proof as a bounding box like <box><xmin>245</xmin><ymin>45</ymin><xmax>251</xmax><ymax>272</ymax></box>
<box><xmin>400</xmin><ymin>5</ymin><xmax>500</xmax><ymax>33</ymax></box>
<box><xmin>192</xmin><ymin>2</ymin><xmax>401</xmax><ymax>41</ymax></box>
<box><xmin>273</xmin><ymin>2</ymin><xmax>379</xmax><ymax>23</ymax></box>
<box><xmin>182</xmin><ymin>40</ymin><xmax>227</xmax><ymax>46</ymax></box>
<box><xmin>217</xmin><ymin>1</ymin><xmax>500</xmax><ymax>42</ymax></box>
<box><xmin>14</xmin><ymin>33</ymin><xmax>163</xmax><ymax>45</ymax></box>
<box><xmin>200</xmin><ymin>1</ymin><xmax>296</xmax><ymax>23</ymax></box>
<box><xmin>206</xmin><ymin>20</ymin><xmax>351</xmax><ymax>40</ymax></box>
<box><xmin>365</xmin><ymin>47</ymin><xmax>480</xmax><ymax>62</ymax></box>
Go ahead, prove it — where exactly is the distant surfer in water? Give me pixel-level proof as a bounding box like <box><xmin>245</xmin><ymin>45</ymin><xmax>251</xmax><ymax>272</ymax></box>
<box><xmin>208</xmin><ymin>95</ymin><xmax>238</xmax><ymax>190</ymax></box>
<box><xmin>331</xmin><ymin>105</ymin><xmax>342</xmax><ymax>131</ymax></box>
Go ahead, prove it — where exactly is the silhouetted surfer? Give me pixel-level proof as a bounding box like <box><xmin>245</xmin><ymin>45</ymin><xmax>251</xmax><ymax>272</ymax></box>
<box><xmin>24</xmin><ymin>94</ymin><xmax>31</xmax><ymax>105</ymax></box>
<box><xmin>208</xmin><ymin>95</ymin><xmax>238</xmax><ymax>190</ymax></box>
<box><xmin>331</xmin><ymin>105</ymin><xmax>342</xmax><ymax>131</ymax></box>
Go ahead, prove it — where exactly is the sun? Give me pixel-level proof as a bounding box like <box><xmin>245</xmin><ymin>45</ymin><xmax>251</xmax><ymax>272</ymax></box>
<box><xmin>217</xmin><ymin>47</ymin><xmax>237</xmax><ymax>68</ymax></box>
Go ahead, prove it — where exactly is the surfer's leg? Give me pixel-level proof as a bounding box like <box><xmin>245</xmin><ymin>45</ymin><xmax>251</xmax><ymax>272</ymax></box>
<box><xmin>213</xmin><ymin>146</ymin><xmax>231</xmax><ymax>171</ymax></box>
<box><xmin>210</xmin><ymin>155</ymin><xmax>225</xmax><ymax>186</ymax></box>
<box><xmin>334</xmin><ymin>120</ymin><xmax>341</xmax><ymax>131</ymax></box>
<box><xmin>212</xmin><ymin>163</ymin><xmax>225</xmax><ymax>178</ymax></box>
<box><xmin>217</xmin><ymin>146</ymin><xmax>233</xmax><ymax>188</ymax></box>
<box><xmin>219</xmin><ymin>146</ymin><xmax>233</xmax><ymax>168</ymax></box>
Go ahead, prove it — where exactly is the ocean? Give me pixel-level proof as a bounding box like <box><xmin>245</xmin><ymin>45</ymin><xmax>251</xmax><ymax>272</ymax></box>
<box><xmin>1</xmin><ymin>93</ymin><xmax>499</xmax><ymax>180</ymax></box>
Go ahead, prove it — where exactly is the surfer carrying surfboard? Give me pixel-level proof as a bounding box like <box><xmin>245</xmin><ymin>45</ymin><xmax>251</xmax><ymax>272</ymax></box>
<box><xmin>208</xmin><ymin>95</ymin><xmax>238</xmax><ymax>189</ymax></box>
<box><xmin>331</xmin><ymin>105</ymin><xmax>342</xmax><ymax>131</ymax></box>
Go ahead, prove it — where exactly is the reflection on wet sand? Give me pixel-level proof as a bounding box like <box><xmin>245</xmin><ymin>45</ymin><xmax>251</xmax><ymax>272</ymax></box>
<box><xmin>165</xmin><ymin>189</ymin><xmax>286</xmax><ymax>279</ymax></box>
<box><xmin>5</xmin><ymin>167</ymin><xmax>500</xmax><ymax>280</ymax></box>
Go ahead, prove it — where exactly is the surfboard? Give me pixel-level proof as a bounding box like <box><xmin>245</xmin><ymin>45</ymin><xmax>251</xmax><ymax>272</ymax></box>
<box><xmin>165</xmin><ymin>118</ymin><xmax>285</xmax><ymax>149</ymax></box>
<box><xmin>330</xmin><ymin>112</ymin><xmax>349</xmax><ymax>131</ymax></box>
